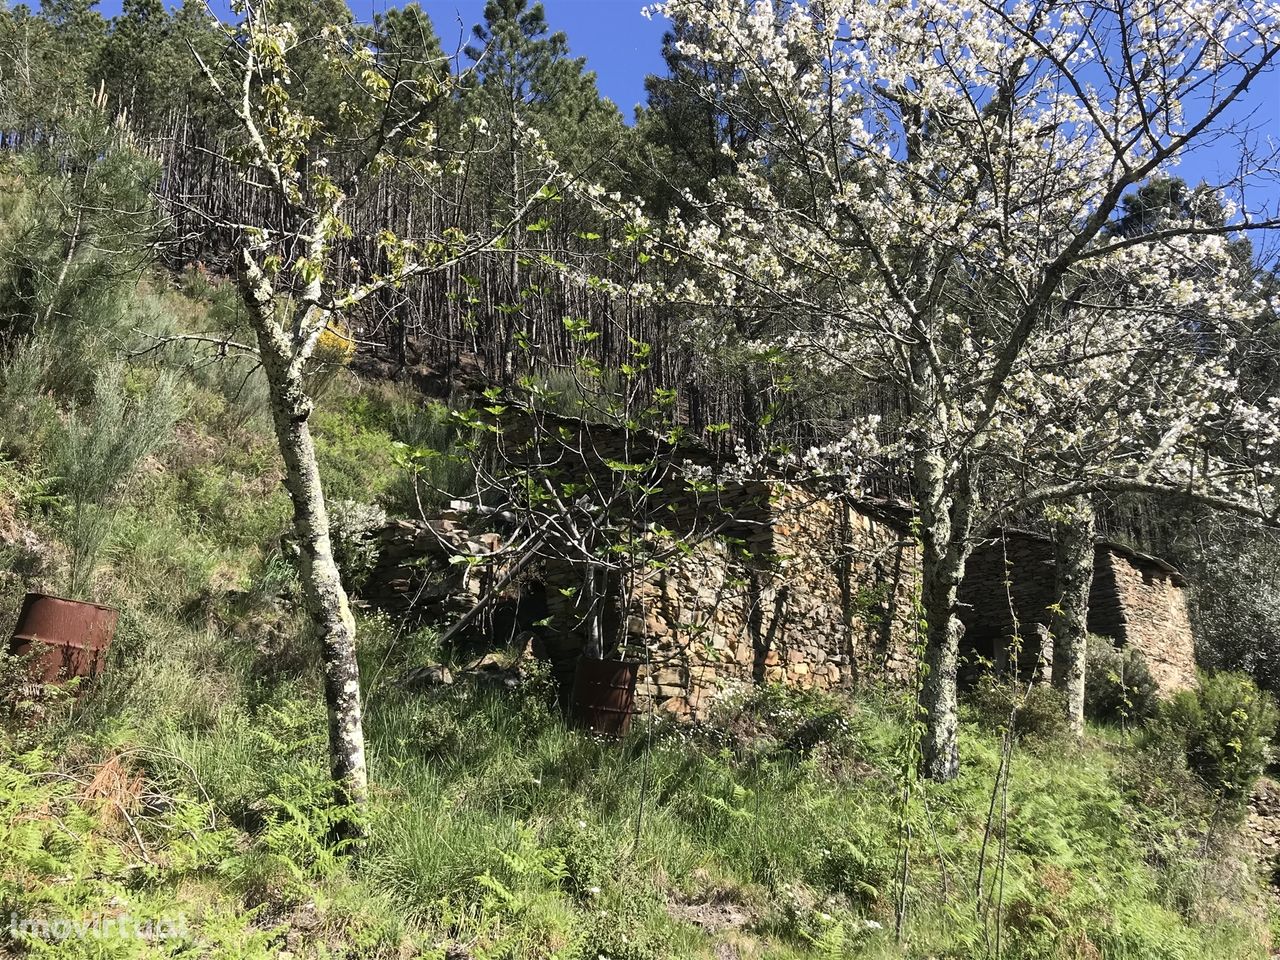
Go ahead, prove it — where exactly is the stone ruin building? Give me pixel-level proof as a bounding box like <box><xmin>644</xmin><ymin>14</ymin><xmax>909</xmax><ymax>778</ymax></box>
<box><xmin>957</xmin><ymin>530</ymin><xmax>1197</xmax><ymax>694</ymax></box>
<box><xmin>364</xmin><ymin>483</ymin><xmax>920</xmax><ymax>717</ymax></box>
<box><xmin>358</xmin><ymin>417</ymin><xmax>1198</xmax><ymax>715</ymax></box>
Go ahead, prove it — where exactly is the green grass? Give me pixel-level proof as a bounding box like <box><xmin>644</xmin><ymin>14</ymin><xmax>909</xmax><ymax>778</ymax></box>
<box><xmin>346</xmin><ymin>665</ymin><xmax>1265</xmax><ymax>960</ymax></box>
<box><xmin>0</xmin><ymin>273</ymin><xmax>1273</xmax><ymax>959</ymax></box>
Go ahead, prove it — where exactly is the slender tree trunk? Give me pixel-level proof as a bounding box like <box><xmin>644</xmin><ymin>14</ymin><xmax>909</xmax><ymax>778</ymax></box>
<box><xmin>915</xmin><ymin>448</ymin><xmax>973</xmax><ymax>783</ymax></box>
<box><xmin>37</xmin><ymin>165</ymin><xmax>92</xmax><ymax>333</ymax></box>
<box><xmin>582</xmin><ymin>566</ymin><xmax>605</xmax><ymax>660</ymax></box>
<box><xmin>241</xmin><ymin>284</ymin><xmax>369</xmax><ymax>834</ymax></box>
<box><xmin>1050</xmin><ymin>496</ymin><xmax>1095</xmax><ymax>738</ymax></box>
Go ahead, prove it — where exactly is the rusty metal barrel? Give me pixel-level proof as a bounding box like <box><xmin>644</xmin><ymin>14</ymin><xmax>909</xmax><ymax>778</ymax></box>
<box><xmin>570</xmin><ymin>658</ymin><xmax>640</xmax><ymax>736</ymax></box>
<box><xmin>8</xmin><ymin>593</ymin><xmax>118</xmax><ymax>685</ymax></box>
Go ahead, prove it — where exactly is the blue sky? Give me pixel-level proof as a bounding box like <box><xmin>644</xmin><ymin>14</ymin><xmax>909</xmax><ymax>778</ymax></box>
<box><xmin>82</xmin><ymin>0</ymin><xmax>1280</xmax><ymax>217</ymax></box>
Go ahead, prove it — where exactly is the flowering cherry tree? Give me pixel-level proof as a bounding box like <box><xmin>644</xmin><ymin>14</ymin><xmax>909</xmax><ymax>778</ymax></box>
<box><xmin>632</xmin><ymin>0</ymin><xmax>1280</xmax><ymax>779</ymax></box>
<box><xmin>184</xmin><ymin>0</ymin><xmax>555</xmax><ymax>831</ymax></box>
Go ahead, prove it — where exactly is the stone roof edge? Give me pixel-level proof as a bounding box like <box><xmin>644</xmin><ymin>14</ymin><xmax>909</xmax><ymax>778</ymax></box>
<box><xmin>995</xmin><ymin>527</ymin><xmax>1188</xmax><ymax>587</ymax></box>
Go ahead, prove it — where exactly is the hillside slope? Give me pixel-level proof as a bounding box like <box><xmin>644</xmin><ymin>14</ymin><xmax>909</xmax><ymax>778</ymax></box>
<box><xmin>0</xmin><ymin>273</ymin><xmax>1275</xmax><ymax>960</ymax></box>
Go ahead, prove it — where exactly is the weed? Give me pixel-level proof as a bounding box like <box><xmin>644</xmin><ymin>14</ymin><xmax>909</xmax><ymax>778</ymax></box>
<box><xmin>964</xmin><ymin>675</ymin><xmax>1072</xmax><ymax>746</ymax></box>
<box><xmin>1087</xmin><ymin>637</ymin><xmax>1161</xmax><ymax>726</ymax></box>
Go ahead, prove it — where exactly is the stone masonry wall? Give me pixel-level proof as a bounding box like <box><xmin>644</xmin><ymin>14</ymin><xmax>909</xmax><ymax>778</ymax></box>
<box><xmin>957</xmin><ymin>530</ymin><xmax>1196</xmax><ymax>693</ymax></box>
<box><xmin>537</xmin><ymin>486</ymin><xmax>920</xmax><ymax>718</ymax></box>
<box><xmin>361</xmin><ymin>506</ymin><xmax>1196</xmax><ymax>713</ymax></box>
<box><xmin>1104</xmin><ymin>548</ymin><xmax>1196</xmax><ymax>693</ymax></box>
<box><xmin>956</xmin><ymin>533</ymin><xmax>1059</xmax><ymax>675</ymax></box>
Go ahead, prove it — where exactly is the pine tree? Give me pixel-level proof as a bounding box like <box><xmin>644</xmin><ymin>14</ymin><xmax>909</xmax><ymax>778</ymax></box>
<box><xmin>99</xmin><ymin>0</ymin><xmax>168</xmax><ymax>117</ymax></box>
<box><xmin>162</xmin><ymin>0</ymin><xmax>222</xmax><ymax>116</ymax></box>
<box><xmin>1</xmin><ymin>1</ymin><xmax>104</xmax><ymax>133</ymax></box>
<box><xmin>39</xmin><ymin>0</ymin><xmax>107</xmax><ymax>97</ymax></box>
<box><xmin>632</xmin><ymin>14</ymin><xmax>746</xmax><ymax>211</ymax></box>
<box><xmin>456</xmin><ymin>0</ymin><xmax>623</xmax><ymax>381</ymax></box>
<box><xmin>369</xmin><ymin>2</ymin><xmax>449</xmax><ymax>133</ymax></box>
<box><xmin>463</xmin><ymin>0</ymin><xmax>622</xmax><ymax>210</ymax></box>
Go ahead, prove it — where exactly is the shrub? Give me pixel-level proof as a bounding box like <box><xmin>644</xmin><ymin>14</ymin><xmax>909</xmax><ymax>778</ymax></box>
<box><xmin>384</xmin><ymin>399</ymin><xmax>475</xmax><ymax>514</ymax></box>
<box><xmin>311</xmin><ymin>404</ymin><xmax>402</xmax><ymax>505</ymax></box>
<box><xmin>305</xmin><ymin>320</ymin><xmax>356</xmax><ymax>401</ymax></box>
<box><xmin>546</xmin><ymin>807</ymin><xmax>613</xmax><ymax>902</ymax></box>
<box><xmin>807</xmin><ymin>823</ymin><xmax>895</xmax><ymax>907</ymax></box>
<box><xmin>1155</xmin><ymin>672</ymin><xmax>1277</xmax><ymax>807</ymax></box>
<box><xmin>0</xmin><ymin>750</ymin><xmax>275</xmax><ymax>959</ymax></box>
<box><xmin>0</xmin><ymin>336</ymin><xmax>56</xmax><ymax>463</ymax></box>
<box><xmin>965</xmin><ymin>676</ymin><xmax>1071</xmax><ymax>744</ymax></box>
<box><xmin>1086</xmin><ymin>636</ymin><xmax>1161</xmax><ymax>725</ymax></box>
<box><xmin>140</xmin><ymin>276</ymin><xmax>272</xmax><ymax>428</ymax></box>
<box><xmin>0</xmin><ymin>112</ymin><xmax>156</xmax><ymax>397</ymax></box>
<box><xmin>569</xmin><ymin>892</ymin><xmax>675</xmax><ymax>960</ymax></box>
<box><xmin>698</xmin><ymin>683</ymin><xmax>858</xmax><ymax>760</ymax></box>
<box><xmin>49</xmin><ymin>365</ymin><xmax>183</xmax><ymax>597</ymax></box>
<box><xmin>223</xmin><ymin>699</ymin><xmax>360</xmax><ymax>903</ymax></box>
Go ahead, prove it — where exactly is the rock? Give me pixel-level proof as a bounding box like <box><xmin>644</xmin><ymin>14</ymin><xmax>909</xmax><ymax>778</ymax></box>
<box><xmin>467</xmin><ymin>652</ymin><xmax>506</xmax><ymax>673</ymax></box>
<box><xmin>627</xmin><ymin>614</ymin><xmax>671</xmax><ymax>638</ymax></box>
<box><xmin>403</xmin><ymin>664</ymin><xmax>454</xmax><ymax>688</ymax></box>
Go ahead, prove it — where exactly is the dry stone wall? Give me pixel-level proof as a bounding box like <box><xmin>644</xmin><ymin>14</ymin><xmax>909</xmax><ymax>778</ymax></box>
<box><xmin>956</xmin><ymin>533</ymin><xmax>1058</xmax><ymax>676</ymax></box>
<box><xmin>956</xmin><ymin>530</ymin><xmax>1196</xmax><ymax>693</ymax></box>
<box><xmin>537</xmin><ymin>486</ymin><xmax>920</xmax><ymax>718</ymax></box>
<box><xmin>1103</xmin><ymin>546</ymin><xmax>1196</xmax><ymax>693</ymax></box>
<box><xmin>360</xmin><ymin>504</ymin><xmax>1197</xmax><ymax>713</ymax></box>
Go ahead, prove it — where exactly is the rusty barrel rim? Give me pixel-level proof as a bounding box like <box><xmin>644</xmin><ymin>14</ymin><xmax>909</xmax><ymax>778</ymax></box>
<box><xmin>14</xmin><ymin>592</ymin><xmax>118</xmax><ymax>614</ymax></box>
<box><xmin>9</xmin><ymin>592</ymin><xmax>120</xmax><ymax>684</ymax></box>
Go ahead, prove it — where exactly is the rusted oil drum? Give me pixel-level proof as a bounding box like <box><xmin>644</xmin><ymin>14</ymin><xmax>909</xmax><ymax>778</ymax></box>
<box><xmin>570</xmin><ymin>658</ymin><xmax>640</xmax><ymax>736</ymax></box>
<box><xmin>9</xmin><ymin>593</ymin><xmax>118</xmax><ymax>684</ymax></box>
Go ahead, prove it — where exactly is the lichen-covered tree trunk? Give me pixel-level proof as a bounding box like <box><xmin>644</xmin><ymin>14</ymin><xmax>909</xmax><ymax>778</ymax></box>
<box><xmin>916</xmin><ymin>449</ymin><xmax>973</xmax><ymax>783</ymax></box>
<box><xmin>1050</xmin><ymin>496</ymin><xmax>1096</xmax><ymax>737</ymax></box>
<box><xmin>240</xmin><ymin>273</ymin><xmax>368</xmax><ymax>832</ymax></box>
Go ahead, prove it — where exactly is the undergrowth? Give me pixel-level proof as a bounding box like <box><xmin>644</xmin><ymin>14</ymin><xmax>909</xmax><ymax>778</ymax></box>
<box><xmin>0</xmin><ymin>270</ymin><xmax>1272</xmax><ymax>959</ymax></box>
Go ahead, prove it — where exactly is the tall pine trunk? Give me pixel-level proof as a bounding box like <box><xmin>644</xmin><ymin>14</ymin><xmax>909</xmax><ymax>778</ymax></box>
<box><xmin>1050</xmin><ymin>496</ymin><xmax>1095</xmax><ymax>738</ymax></box>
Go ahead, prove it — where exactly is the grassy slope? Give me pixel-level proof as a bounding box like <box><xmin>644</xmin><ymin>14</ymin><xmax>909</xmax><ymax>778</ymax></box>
<box><xmin>0</xmin><ymin>274</ymin><xmax>1274</xmax><ymax>959</ymax></box>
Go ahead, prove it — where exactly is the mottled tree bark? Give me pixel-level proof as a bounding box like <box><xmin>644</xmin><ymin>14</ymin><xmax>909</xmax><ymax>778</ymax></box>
<box><xmin>1033</xmin><ymin>623</ymin><xmax>1054</xmax><ymax>687</ymax></box>
<box><xmin>916</xmin><ymin>448</ymin><xmax>974</xmax><ymax>783</ymax></box>
<box><xmin>239</xmin><ymin>263</ymin><xmax>368</xmax><ymax>832</ymax></box>
<box><xmin>1050</xmin><ymin>496</ymin><xmax>1096</xmax><ymax>738</ymax></box>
